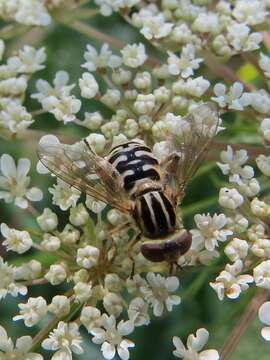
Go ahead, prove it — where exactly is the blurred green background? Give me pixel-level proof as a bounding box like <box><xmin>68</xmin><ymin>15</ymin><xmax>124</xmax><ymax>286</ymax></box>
<box><xmin>0</xmin><ymin>10</ymin><xmax>270</xmax><ymax>360</ymax></box>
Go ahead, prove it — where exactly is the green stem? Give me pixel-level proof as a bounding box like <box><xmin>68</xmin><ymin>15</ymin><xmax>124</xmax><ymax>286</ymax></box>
<box><xmin>0</xmin><ymin>24</ymin><xmax>29</xmax><ymax>40</ymax></box>
<box><xmin>220</xmin><ymin>289</ymin><xmax>269</xmax><ymax>360</ymax></box>
<box><xmin>66</xmin><ymin>20</ymin><xmax>125</xmax><ymax>49</ymax></box>
<box><xmin>31</xmin><ymin>289</ymin><xmax>74</xmax><ymax>351</ymax></box>
<box><xmin>201</xmin><ymin>52</ymin><xmax>255</xmax><ymax>92</ymax></box>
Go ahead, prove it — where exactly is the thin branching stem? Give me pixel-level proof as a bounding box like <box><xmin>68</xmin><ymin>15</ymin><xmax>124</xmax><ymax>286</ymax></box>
<box><xmin>221</xmin><ymin>289</ymin><xmax>269</xmax><ymax>360</ymax></box>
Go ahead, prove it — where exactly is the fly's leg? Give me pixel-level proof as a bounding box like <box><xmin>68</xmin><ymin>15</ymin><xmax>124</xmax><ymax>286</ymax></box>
<box><xmin>128</xmin><ymin>233</ymin><xmax>141</xmax><ymax>278</ymax></box>
<box><xmin>105</xmin><ymin>222</ymin><xmax>131</xmax><ymax>265</ymax></box>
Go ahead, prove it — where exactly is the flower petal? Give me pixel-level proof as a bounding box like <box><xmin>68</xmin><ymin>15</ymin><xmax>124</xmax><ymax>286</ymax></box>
<box><xmin>199</xmin><ymin>349</ymin><xmax>220</xmax><ymax>360</ymax></box>
<box><xmin>173</xmin><ymin>336</ymin><xmax>186</xmax><ymax>357</ymax></box>
<box><xmin>26</xmin><ymin>187</ymin><xmax>43</xmax><ymax>201</ymax></box>
<box><xmin>261</xmin><ymin>326</ymin><xmax>270</xmax><ymax>341</ymax></box>
<box><xmin>187</xmin><ymin>328</ymin><xmax>209</xmax><ymax>352</ymax></box>
<box><xmin>17</xmin><ymin>158</ymin><xmax>30</xmax><ymax>178</ymax></box>
<box><xmin>1</xmin><ymin>154</ymin><xmax>16</xmax><ymax>178</ymax></box>
<box><xmin>101</xmin><ymin>341</ymin><xmax>116</xmax><ymax>360</ymax></box>
<box><xmin>259</xmin><ymin>302</ymin><xmax>270</xmax><ymax>325</ymax></box>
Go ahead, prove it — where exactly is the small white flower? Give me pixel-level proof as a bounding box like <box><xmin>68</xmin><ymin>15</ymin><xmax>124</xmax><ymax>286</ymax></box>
<box><xmin>37</xmin><ymin>208</ymin><xmax>58</xmax><ymax>232</ymax></box>
<box><xmin>128</xmin><ymin>297</ymin><xmax>150</xmax><ymax>327</ymax></box>
<box><xmin>210</xmin><ymin>260</ymin><xmax>253</xmax><ymax>300</ymax></box>
<box><xmin>192</xmin><ymin>213</ymin><xmax>232</xmax><ymax>251</ymax></box>
<box><xmin>112</xmin><ymin>68</ymin><xmax>132</xmax><ymax>85</ymax></box>
<box><xmin>101</xmin><ymin>120</ymin><xmax>120</xmax><ymax>139</ymax></box>
<box><xmin>90</xmin><ymin>314</ymin><xmax>134</xmax><ymax>360</ymax></box>
<box><xmin>59</xmin><ymin>224</ymin><xmax>80</xmax><ymax>244</ymax></box>
<box><xmin>74</xmin><ymin>281</ymin><xmax>93</xmax><ymax>303</ymax></box>
<box><xmin>0</xmin><ymin>103</ymin><xmax>34</xmax><ymax>134</ymax></box>
<box><xmin>69</xmin><ymin>203</ymin><xmax>89</xmax><ymax>226</ymax></box>
<box><xmin>45</xmin><ymin>264</ymin><xmax>67</xmax><ymax>285</ymax></box>
<box><xmin>121</xmin><ymin>43</ymin><xmax>147</xmax><ymax>68</ymax></box>
<box><xmin>73</xmin><ymin>269</ymin><xmax>89</xmax><ymax>284</ymax></box>
<box><xmin>140</xmin><ymin>14</ymin><xmax>173</xmax><ymax>40</ymax></box>
<box><xmin>254</xmin><ymin>260</ymin><xmax>270</xmax><ymax>289</ymax></box>
<box><xmin>251</xmin><ymin>238</ymin><xmax>270</xmax><ymax>258</ymax></box>
<box><xmin>227</xmin><ymin>214</ymin><xmax>249</xmax><ymax>234</ymax></box>
<box><xmin>103</xmin><ymin>292</ymin><xmax>123</xmax><ymax>317</ymax></box>
<box><xmin>14</xmin><ymin>0</ymin><xmax>51</xmax><ymax>26</ymax></box>
<box><xmin>212</xmin><ymin>82</ymin><xmax>251</xmax><ymax>110</ymax></box>
<box><xmin>0</xmin><ymin>153</ymin><xmax>42</xmax><ymax>208</ymax></box>
<box><xmin>80</xmin><ymin>306</ymin><xmax>102</xmax><ymax>332</ymax></box>
<box><xmin>173</xmin><ymin>328</ymin><xmax>219</xmax><ymax>360</ymax></box>
<box><xmin>1</xmin><ymin>223</ymin><xmax>32</xmax><ymax>254</ymax></box>
<box><xmin>124</xmin><ymin>118</ymin><xmax>139</xmax><ymax>138</ymax></box>
<box><xmin>0</xmin><ymin>76</ymin><xmax>27</xmax><ymax>96</ymax></box>
<box><xmin>86</xmin><ymin>195</ymin><xmax>107</xmax><ymax>213</ymax></box>
<box><xmin>107</xmin><ymin>209</ymin><xmax>126</xmax><ymax>226</ymax></box>
<box><xmin>232</xmin><ymin>0</ymin><xmax>267</xmax><ymax>25</ymax></box>
<box><xmin>167</xmin><ymin>44</ymin><xmax>202</xmax><ymax>78</ymax></box>
<box><xmin>95</xmin><ymin>0</ymin><xmax>139</xmax><ymax>16</ymax></box>
<box><xmin>259</xmin><ymin>53</ymin><xmax>270</xmax><ymax>78</ymax></box>
<box><xmin>14</xmin><ymin>260</ymin><xmax>42</xmax><ymax>281</ymax></box>
<box><xmin>85</xmin><ymin>133</ymin><xmax>106</xmax><ymax>154</ymax></box>
<box><xmin>250</xmin><ymin>198</ymin><xmax>270</xmax><ymax>218</ymax></box>
<box><xmin>15</xmin><ymin>45</ymin><xmax>46</xmax><ymax>73</ymax></box>
<box><xmin>192</xmin><ymin>12</ymin><xmax>220</xmax><ymax>34</ymax></box>
<box><xmin>141</xmin><ymin>272</ymin><xmax>181</xmax><ymax>316</ymax></box>
<box><xmin>259</xmin><ymin>118</ymin><xmax>270</xmax><ymax>144</ymax></box>
<box><xmin>41</xmin><ymin>234</ymin><xmax>60</xmax><ymax>253</ymax></box>
<box><xmin>76</xmin><ymin>245</ymin><xmax>100</xmax><ymax>269</ymax></box>
<box><xmin>248</xmin><ymin>224</ymin><xmax>266</xmax><ymax>242</ymax></box>
<box><xmin>32</xmin><ymin>71</ymin><xmax>81</xmax><ymax>124</ymax></box>
<box><xmin>133</xmin><ymin>71</ymin><xmax>151</xmax><ymax>89</ymax></box>
<box><xmin>101</xmin><ymin>89</ymin><xmax>121</xmax><ymax>108</ymax></box>
<box><xmin>227</xmin><ymin>23</ymin><xmax>262</xmax><ymax>52</ymax></box>
<box><xmin>217</xmin><ymin>145</ymin><xmax>252</xmax><ymax>184</ymax></box>
<box><xmin>42</xmin><ymin>321</ymin><xmax>83</xmax><ymax>359</ymax></box>
<box><xmin>134</xmin><ymin>93</ymin><xmax>155</xmax><ymax>114</ymax></box>
<box><xmin>0</xmin><ymin>257</ymin><xmax>27</xmax><ymax>300</ymax></box>
<box><xmin>104</xmin><ymin>273</ymin><xmax>123</xmax><ymax>292</ymax></box>
<box><xmin>259</xmin><ymin>302</ymin><xmax>270</xmax><ymax>341</ymax></box>
<box><xmin>13</xmin><ymin>296</ymin><xmax>48</xmax><ymax>327</ymax></box>
<box><xmin>225</xmin><ymin>238</ymin><xmax>249</xmax><ymax>262</ymax></box>
<box><xmin>257</xmin><ymin>154</ymin><xmax>270</xmax><ymax>177</ymax></box>
<box><xmin>49</xmin><ymin>178</ymin><xmax>81</xmax><ymax>210</ymax></box>
<box><xmin>152</xmin><ymin>141</ymin><xmax>170</xmax><ymax>162</ymax></box>
<box><xmin>126</xmin><ymin>274</ymin><xmax>148</xmax><ymax>295</ymax></box>
<box><xmin>0</xmin><ymin>325</ymin><xmax>43</xmax><ymax>359</ymax></box>
<box><xmin>79</xmin><ymin>72</ymin><xmax>99</xmax><ymax>99</ymax></box>
<box><xmin>249</xmin><ymin>90</ymin><xmax>270</xmax><ymax>114</ymax></box>
<box><xmin>82</xmin><ymin>43</ymin><xmax>122</xmax><ymax>71</ymax></box>
<box><xmin>82</xmin><ymin>111</ymin><xmax>103</xmax><ymax>130</ymax></box>
<box><xmin>219</xmin><ymin>187</ymin><xmax>244</xmax><ymax>210</ymax></box>
<box><xmin>184</xmin><ymin>76</ymin><xmax>210</xmax><ymax>97</ymax></box>
<box><xmin>49</xmin><ymin>295</ymin><xmax>70</xmax><ymax>316</ymax></box>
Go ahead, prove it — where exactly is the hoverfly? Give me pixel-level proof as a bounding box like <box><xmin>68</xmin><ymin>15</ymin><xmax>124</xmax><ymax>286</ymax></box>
<box><xmin>37</xmin><ymin>102</ymin><xmax>219</xmax><ymax>265</ymax></box>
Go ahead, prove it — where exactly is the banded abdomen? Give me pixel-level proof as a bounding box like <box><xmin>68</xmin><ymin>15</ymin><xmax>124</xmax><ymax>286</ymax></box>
<box><xmin>107</xmin><ymin>141</ymin><xmax>177</xmax><ymax>239</ymax></box>
<box><xmin>134</xmin><ymin>190</ymin><xmax>176</xmax><ymax>238</ymax></box>
<box><xmin>107</xmin><ymin>141</ymin><xmax>161</xmax><ymax>196</ymax></box>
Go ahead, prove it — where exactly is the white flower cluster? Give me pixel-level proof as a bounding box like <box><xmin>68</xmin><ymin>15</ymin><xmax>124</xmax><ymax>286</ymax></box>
<box><xmin>0</xmin><ymin>43</ymin><xmax>46</xmax><ymax>135</ymax></box>
<box><xmin>30</xmin><ymin>41</ymin><xmax>216</xmax><ymax>152</ymax></box>
<box><xmin>0</xmin><ymin>0</ymin><xmax>51</xmax><ymax>26</ymax></box>
<box><xmin>1</xmin><ymin>0</ymin><xmax>270</xmax><ymax>357</ymax></box>
<box><xmin>173</xmin><ymin>328</ymin><xmax>219</xmax><ymax>360</ymax></box>
<box><xmin>127</xmin><ymin>1</ymin><xmax>265</xmax><ymax>57</ymax></box>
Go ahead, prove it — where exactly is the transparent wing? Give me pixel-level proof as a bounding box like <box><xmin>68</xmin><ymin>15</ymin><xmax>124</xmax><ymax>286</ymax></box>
<box><xmin>37</xmin><ymin>141</ymin><xmax>133</xmax><ymax>213</ymax></box>
<box><xmin>162</xmin><ymin>102</ymin><xmax>220</xmax><ymax>204</ymax></box>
